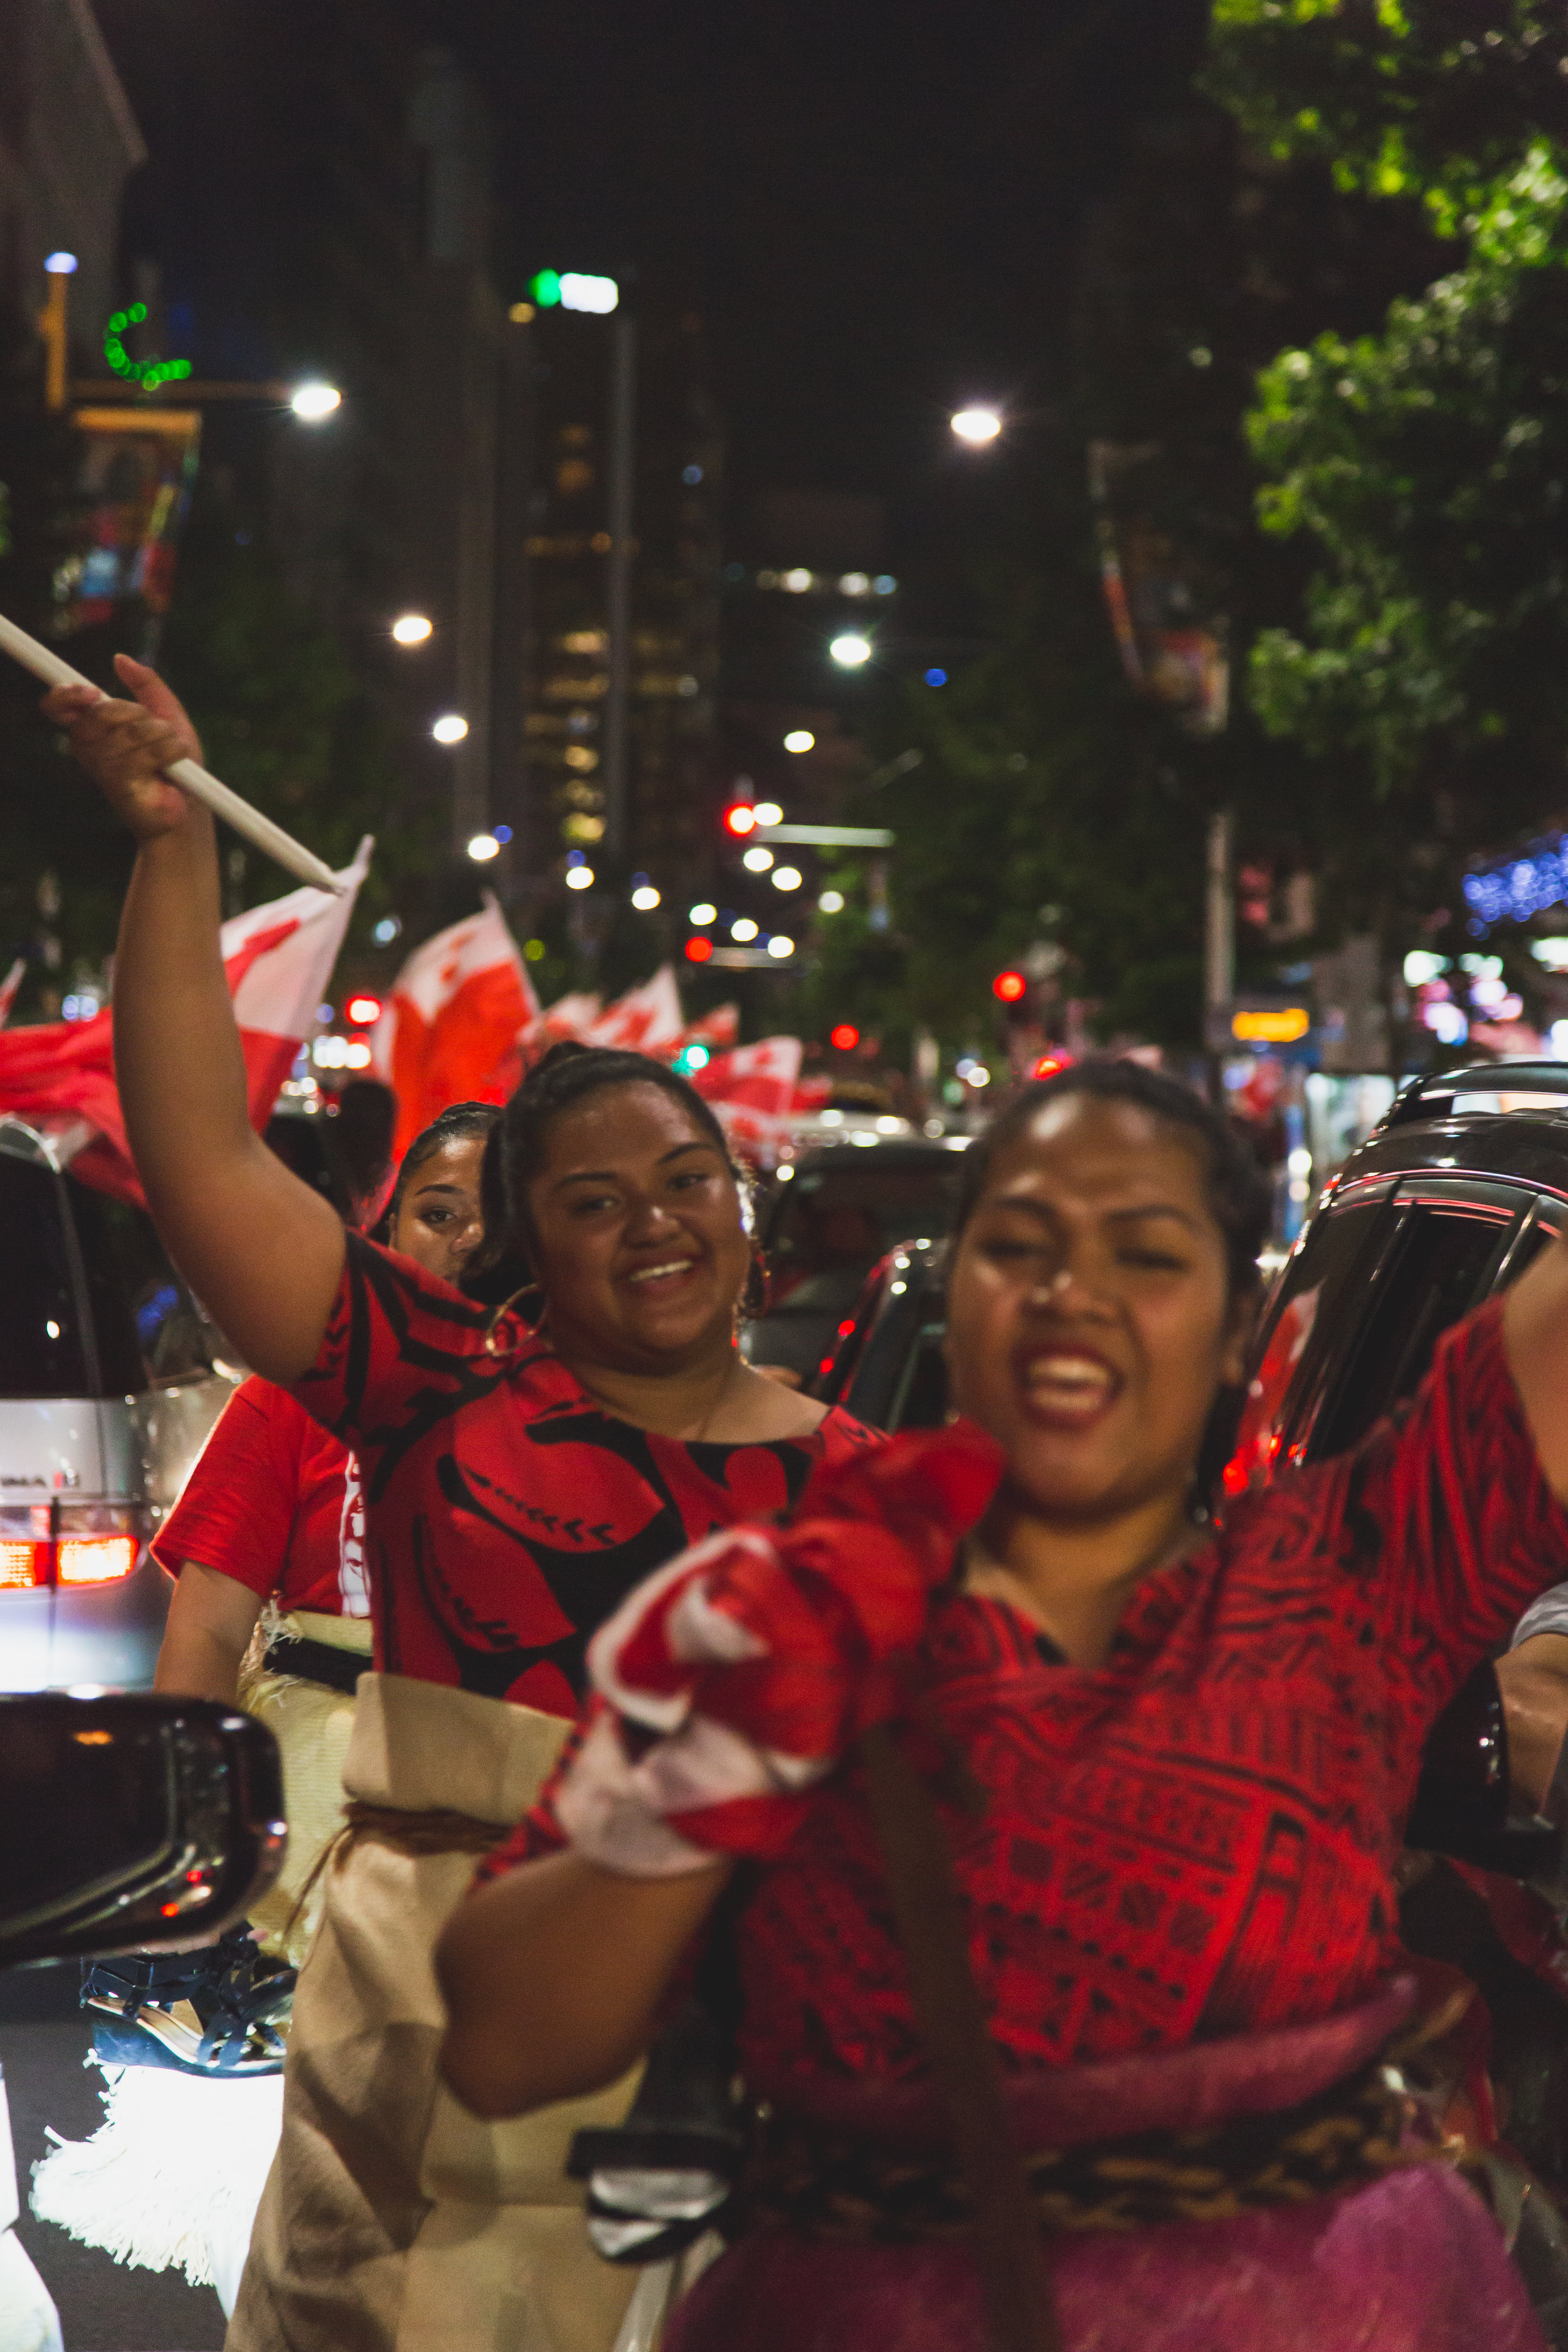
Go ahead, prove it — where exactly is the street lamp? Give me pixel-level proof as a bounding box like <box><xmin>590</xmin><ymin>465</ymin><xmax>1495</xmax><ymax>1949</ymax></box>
<box><xmin>391</xmin><ymin>613</ymin><xmax>433</xmax><ymax>645</ymax></box>
<box><xmin>467</xmin><ymin>833</ymin><xmax>500</xmax><ymax>862</ymax></box>
<box><xmin>432</xmin><ymin>714</ymin><xmax>468</xmax><ymax>744</ymax></box>
<box><xmin>783</xmin><ymin>730</ymin><xmax>815</xmax><ymax>754</ymax></box>
<box><xmin>829</xmin><ymin>633</ymin><xmax>872</xmax><ymax>667</ymax></box>
<box><xmin>950</xmin><ymin>406</ymin><xmax>1002</xmax><ymax>445</ymax></box>
<box><xmin>290</xmin><ymin>381</ymin><xmax>342</xmax><ymax>423</ymax></box>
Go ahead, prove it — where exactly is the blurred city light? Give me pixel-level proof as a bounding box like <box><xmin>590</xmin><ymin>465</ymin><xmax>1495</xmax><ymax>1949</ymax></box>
<box><xmin>631</xmin><ymin>884</ymin><xmax>661</xmax><ymax>911</ymax></box>
<box><xmin>290</xmin><ymin>381</ymin><xmax>342</xmax><ymax>422</ymax></box>
<box><xmin>781</xmin><ymin>568</ymin><xmax>812</xmax><ymax>594</ymax></box>
<box><xmin>830</xmin><ymin>1023</ymin><xmax>860</xmax><ymax>1051</ymax></box>
<box><xmin>493</xmin><ymin>825</ymin><xmax>512</xmax><ymax>844</ymax></box>
<box><xmin>771</xmin><ymin>867</ymin><xmax>802</xmax><ymax>892</ymax></box>
<box><xmin>561</xmin><ymin>273</ymin><xmax>619</xmax><ymax>314</ymax></box>
<box><xmin>372</xmin><ymin>915</ymin><xmax>402</xmax><ymax>945</ymax></box>
<box><xmin>839</xmin><ymin>572</ymin><xmax>871</xmax><ymax>596</ymax></box>
<box><xmin>723</xmin><ymin>802</ymin><xmax>757</xmax><ymax>835</ymax></box>
<box><xmin>345</xmin><ymin>995</ymin><xmax>383</xmax><ymax>1025</ymax></box>
<box><xmin>686</xmin><ymin>936</ymin><xmax>714</xmax><ymax>963</ymax></box>
<box><xmin>768</xmin><ymin>935</ymin><xmax>794</xmax><ymax>958</ymax></box>
<box><xmin>675</xmin><ymin>1042</ymin><xmax>711</xmax><ymax>1073</ymax></box>
<box><xmin>1533</xmin><ymin>940</ymin><xmax>1568</xmax><ymax>972</ymax></box>
<box><xmin>743</xmin><ymin>846</ymin><xmax>775</xmax><ymax>872</ymax></box>
<box><xmin>992</xmin><ymin>969</ymin><xmax>1028</xmax><ymax>1003</ymax></box>
<box><xmin>830</xmin><ymin>633</ymin><xmax>872</xmax><ymax>667</ymax></box>
<box><xmin>733</xmin><ymin>917</ymin><xmax>760</xmax><ymax>942</ymax></box>
<box><xmin>467</xmin><ymin>833</ymin><xmax>500</xmax><ymax>862</ymax></box>
<box><xmin>755</xmin><ymin>800</ymin><xmax>783</xmax><ymax>825</ymax></box>
<box><xmin>924</xmin><ymin>668</ymin><xmax>948</xmax><ymax>687</ymax></box>
<box><xmin>432</xmin><ymin>713</ymin><xmax>469</xmax><ymax>744</ymax></box>
<box><xmin>818</xmin><ymin>889</ymin><xmax>845</xmax><ymax>914</ymax></box>
<box><xmin>689</xmin><ymin>901</ymin><xmax>718</xmax><ymax>924</ymax></box>
<box><xmin>391</xmin><ymin>613</ymin><xmax>433</xmax><ymax>645</ymax></box>
<box><xmin>783</xmin><ymin>731</ymin><xmax>814</xmax><ymax>753</ymax></box>
<box><xmin>44</xmin><ymin>252</ymin><xmax>78</xmax><ymax>275</ymax></box>
<box><xmin>565</xmin><ymin>864</ymin><xmax>595</xmax><ymax>891</ymax></box>
<box><xmin>1402</xmin><ymin>950</ymin><xmax>1449</xmax><ymax>986</ymax></box>
<box><xmin>950</xmin><ymin>407</ymin><xmax>1002</xmax><ymax>445</ymax></box>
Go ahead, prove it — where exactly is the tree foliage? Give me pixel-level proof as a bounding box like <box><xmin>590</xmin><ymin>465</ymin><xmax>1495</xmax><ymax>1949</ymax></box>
<box><xmin>1209</xmin><ymin>4</ymin><xmax>1568</xmax><ymax>862</ymax></box>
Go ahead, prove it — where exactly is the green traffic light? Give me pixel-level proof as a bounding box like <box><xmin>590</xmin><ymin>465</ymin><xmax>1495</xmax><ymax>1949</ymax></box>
<box><xmin>530</xmin><ymin>270</ymin><xmax>563</xmax><ymax>307</ymax></box>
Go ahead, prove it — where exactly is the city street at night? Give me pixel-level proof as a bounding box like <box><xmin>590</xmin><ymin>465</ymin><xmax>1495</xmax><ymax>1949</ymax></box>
<box><xmin>9</xmin><ymin>3</ymin><xmax>1568</xmax><ymax>2349</ymax></box>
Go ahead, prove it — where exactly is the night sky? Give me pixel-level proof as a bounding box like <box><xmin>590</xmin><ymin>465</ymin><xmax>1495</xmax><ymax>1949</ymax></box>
<box><xmin>100</xmin><ymin>0</ymin><xmax>1207</xmax><ymax>554</ymax></box>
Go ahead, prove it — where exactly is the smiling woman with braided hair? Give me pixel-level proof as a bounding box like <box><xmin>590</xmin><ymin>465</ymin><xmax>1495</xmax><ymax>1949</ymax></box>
<box><xmin>441</xmin><ymin>1061</ymin><xmax>1568</xmax><ymax>2352</ymax></box>
<box><xmin>43</xmin><ymin>659</ymin><xmax>879</xmax><ymax>2352</ymax></box>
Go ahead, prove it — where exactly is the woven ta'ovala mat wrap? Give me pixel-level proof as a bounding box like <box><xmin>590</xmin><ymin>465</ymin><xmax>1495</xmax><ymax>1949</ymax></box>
<box><xmin>227</xmin><ymin>1672</ymin><xmax>639</xmax><ymax>2352</ymax></box>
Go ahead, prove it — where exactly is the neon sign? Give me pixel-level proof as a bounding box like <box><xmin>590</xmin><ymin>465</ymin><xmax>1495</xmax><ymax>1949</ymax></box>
<box><xmin>103</xmin><ymin>304</ymin><xmax>193</xmax><ymax>390</ymax></box>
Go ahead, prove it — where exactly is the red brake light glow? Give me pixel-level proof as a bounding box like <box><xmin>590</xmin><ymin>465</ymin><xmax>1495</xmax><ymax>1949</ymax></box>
<box><xmin>346</xmin><ymin>995</ymin><xmax>383</xmax><ymax>1027</ymax></box>
<box><xmin>685</xmin><ymin>936</ymin><xmax>714</xmax><ymax>963</ymax></box>
<box><xmin>993</xmin><ymin>970</ymin><xmax>1027</xmax><ymax>1004</ymax></box>
<box><xmin>57</xmin><ymin>1535</ymin><xmax>139</xmax><ymax>1586</ymax></box>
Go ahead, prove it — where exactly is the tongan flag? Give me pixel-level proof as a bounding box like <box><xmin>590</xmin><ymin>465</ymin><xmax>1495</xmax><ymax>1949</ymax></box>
<box><xmin>371</xmin><ymin>893</ymin><xmax>541</xmax><ymax>1158</ymax></box>
<box><xmin>692</xmin><ymin>1035</ymin><xmax>804</xmax><ymax>1160</ymax></box>
<box><xmin>0</xmin><ymin>839</ymin><xmax>372</xmax><ymax>1205</ymax></box>
<box><xmin>583</xmin><ymin>964</ymin><xmax>685</xmax><ymax>1056</ymax></box>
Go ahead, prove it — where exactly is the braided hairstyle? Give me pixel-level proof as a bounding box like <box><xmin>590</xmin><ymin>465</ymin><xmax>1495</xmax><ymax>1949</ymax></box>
<box><xmin>478</xmin><ymin>1042</ymin><xmax>766</xmax><ymax>1314</ymax></box>
<box><xmin>375</xmin><ymin>1100</ymin><xmax>501</xmax><ymax>1238</ymax></box>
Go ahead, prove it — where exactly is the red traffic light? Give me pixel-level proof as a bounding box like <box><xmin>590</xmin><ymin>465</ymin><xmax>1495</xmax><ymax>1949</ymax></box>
<box><xmin>829</xmin><ymin>1022</ymin><xmax>860</xmax><ymax>1052</ymax></box>
<box><xmin>345</xmin><ymin>995</ymin><xmax>383</xmax><ymax>1026</ymax></box>
<box><xmin>723</xmin><ymin>802</ymin><xmax>758</xmax><ymax>837</ymax></box>
<box><xmin>992</xmin><ymin>970</ymin><xmax>1027</xmax><ymax>1004</ymax></box>
<box><xmin>685</xmin><ymin>936</ymin><xmax>715</xmax><ymax>964</ymax></box>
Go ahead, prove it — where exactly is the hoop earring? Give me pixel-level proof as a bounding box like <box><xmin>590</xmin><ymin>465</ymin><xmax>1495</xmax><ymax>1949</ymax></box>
<box><xmin>484</xmin><ymin>1281</ymin><xmax>546</xmax><ymax>1355</ymax></box>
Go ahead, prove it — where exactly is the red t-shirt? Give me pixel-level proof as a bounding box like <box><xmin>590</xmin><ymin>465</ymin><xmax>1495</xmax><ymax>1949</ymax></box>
<box><xmin>491</xmin><ymin>1300</ymin><xmax>1568</xmax><ymax>2084</ymax></box>
<box><xmin>151</xmin><ymin>1376</ymin><xmax>365</xmax><ymax>1618</ymax></box>
<box><xmin>288</xmin><ymin>1232</ymin><xmax>881</xmax><ymax>1716</ymax></box>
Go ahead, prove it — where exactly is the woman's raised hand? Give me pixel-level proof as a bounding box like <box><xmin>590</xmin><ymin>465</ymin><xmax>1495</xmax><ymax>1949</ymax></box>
<box><xmin>43</xmin><ymin>656</ymin><xmax>204</xmax><ymax>843</ymax></box>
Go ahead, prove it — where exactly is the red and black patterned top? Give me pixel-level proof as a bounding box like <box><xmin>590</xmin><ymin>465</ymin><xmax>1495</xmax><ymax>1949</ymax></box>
<box><xmin>491</xmin><ymin>1299</ymin><xmax>1568</xmax><ymax>2082</ymax></box>
<box><xmin>289</xmin><ymin>1231</ymin><xmax>881</xmax><ymax>1716</ymax></box>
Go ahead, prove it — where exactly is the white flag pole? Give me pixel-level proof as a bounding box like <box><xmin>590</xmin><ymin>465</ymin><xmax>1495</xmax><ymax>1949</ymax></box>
<box><xmin>0</xmin><ymin>611</ymin><xmax>345</xmax><ymax>896</ymax></box>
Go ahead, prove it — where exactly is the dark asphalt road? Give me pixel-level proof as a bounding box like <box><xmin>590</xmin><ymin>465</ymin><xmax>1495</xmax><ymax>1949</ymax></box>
<box><xmin>1</xmin><ymin>1963</ymin><xmax>225</xmax><ymax>2352</ymax></box>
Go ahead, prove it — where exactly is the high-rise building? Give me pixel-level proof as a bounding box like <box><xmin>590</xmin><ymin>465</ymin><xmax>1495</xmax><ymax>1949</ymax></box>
<box><xmin>0</xmin><ymin>0</ymin><xmax>144</xmax><ymax>359</ymax></box>
<box><xmin>501</xmin><ymin>297</ymin><xmax>723</xmax><ymax>904</ymax></box>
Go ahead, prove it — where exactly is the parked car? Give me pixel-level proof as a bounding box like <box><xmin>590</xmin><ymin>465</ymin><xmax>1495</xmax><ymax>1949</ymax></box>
<box><xmin>0</xmin><ymin>1118</ymin><xmax>240</xmax><ymax>1693</ymax></box>
<box><xmin>0</xmin><ymin>1689</ymin><xmax>286</xmax><ymax>2348</ymax></box>
<box><xmin>743</xmin><ymin>1135</ymin><xmax>969</xmax><ymax>1383</ymax></box>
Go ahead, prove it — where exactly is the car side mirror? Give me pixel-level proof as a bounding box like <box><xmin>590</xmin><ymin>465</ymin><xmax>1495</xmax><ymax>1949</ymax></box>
<box><xmin>0</xmin><ymin>1693</ymin><xmax>286</xmax><ymax>1969</ymax></box>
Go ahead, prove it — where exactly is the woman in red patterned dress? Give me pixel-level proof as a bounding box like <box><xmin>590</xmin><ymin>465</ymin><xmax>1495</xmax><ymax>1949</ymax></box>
<box><xmin>440</xmin><ymin>1061</ymin><xmax>1568</xmax><ymax>2352</ymax></box>
<box><xmin>44</xmin><ymin>661</ymin><xmax>879</xmax><ymax>2352</ymax></box>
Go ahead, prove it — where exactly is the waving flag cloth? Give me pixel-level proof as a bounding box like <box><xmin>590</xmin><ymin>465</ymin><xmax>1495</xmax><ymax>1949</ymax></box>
<box><xmin>693</xmin><ymin>1036</ymin><xmax>804</xmax><ymax>1162</ymax></box>
<box><xmin>0</xmin><ymin>839</ymin><xmax>372</xmax><ymax>1205</ymax></box>
<box><xmin>681</xmin><ymin>1001</ymin><xmax>739</xmax><ymax>1054</ymax></box>
<box><xmin>583</xmin><ymin>963</ymin><xmax>685</xmax><ymax>1056</ymax></box>
<box><xmin>369</xmin><ymin>894</ymin><xmax>541</xmax><ymax>1159</ymax></box>
<box><xmin>0</xmin><ymin>958</ymin><xmax>24</xmax><ymax>1027</ymax></box>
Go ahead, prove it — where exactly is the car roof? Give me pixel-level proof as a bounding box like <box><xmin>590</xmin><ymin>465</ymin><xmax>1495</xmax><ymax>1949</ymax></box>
<box><xmin>780</xmin><ymin>1136</ymin><xmax>970</xmax><ymax>1174</ymax></box>
<box><xmin>1334</xmin><ymin>1063</ymin><xmax>1568</xmax><ymax>1201</ymax></box>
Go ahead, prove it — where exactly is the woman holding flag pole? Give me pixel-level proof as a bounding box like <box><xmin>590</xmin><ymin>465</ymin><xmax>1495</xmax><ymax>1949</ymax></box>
<box><xmin>43</xmin><ymin>657</ymin><xmax>879</xmax><ymax>2352</ymax></box>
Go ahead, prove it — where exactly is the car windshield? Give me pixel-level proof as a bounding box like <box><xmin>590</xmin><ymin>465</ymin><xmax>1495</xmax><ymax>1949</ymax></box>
<box><xmin>766</xmin><ymin>1155</ymin><xmax>963</xmax><ymax>1311</ymax></box>
<box><xmin>0</xmin><ymin>1153</ymin><xmax>95</xmax><ymax>1397</ymax></box>
<box><xmin>0</xmin><ymin>1145</ymin><xmax>217</xmax><ymax>1399</ymax></box>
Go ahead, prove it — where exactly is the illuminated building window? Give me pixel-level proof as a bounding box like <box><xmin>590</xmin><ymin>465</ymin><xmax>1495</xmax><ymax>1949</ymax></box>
<box><xmin>559</xmin><ymin>630</ymin><xmax>608</xmax><ymax>655</ymax></box>
<box><xmin>563</xmin><ymin>812</ymin><xmax>605</xmax><ymax>843</ymax></box>
<box><xmin>543</xmin><ymin>674</ymin><xmax>608</xmax><ymax>700</ymax></box>
<box><xmin>556</xmin><ymin>459</ymin><xmax>594</xmax><ymax>496</ymax></box>
<box><xmin>564</xmin><ymin>744</ymin><xmax>600</xmax><ymax>771</ymax></box>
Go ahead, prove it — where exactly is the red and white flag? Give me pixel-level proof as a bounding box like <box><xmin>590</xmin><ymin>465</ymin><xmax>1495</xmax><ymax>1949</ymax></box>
<box><xmin>681</xmin><ymin>1002</ymin><xmax>739</xmax><ymax>1054</ymax></box>
<box><xmin>693</xmin><ymin>1035</ymin><xmax>803</xmax><ymax>1161</ymax></box>
<box><xmin>522</xmin><ymin>990</ymin><xmax>602</xmax><ymax>1054</ymax></box>
<box><xmin>0</xmin><ymin>839</ymin><xmax>372</xmax><ymax>1204</ymax></box>
<box><xmin>0</xmin><ymin>959</ymin><xmax>23</xmax><ymax>1028</ymax></box>
<box><xmin>583</xmin><ymin>965</ymin><xmax>686</xmax><ymax>1057</ymax></box>
<box><xmin>370</xmin><ymin>893</ymin><xmax>541</xmax><ymax>1157</ymax></box>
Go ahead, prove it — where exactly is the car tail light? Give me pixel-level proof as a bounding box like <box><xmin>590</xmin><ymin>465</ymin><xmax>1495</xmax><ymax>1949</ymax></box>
<box><xmin>58</xmin><ymin>1534</ymin><xmax>139</xmax><ymax>1585</ymax></box>
<box><xmin>0</xmin><ymin>1503</ymin><xmax>148</xmax><ymax>1590</ymax></box>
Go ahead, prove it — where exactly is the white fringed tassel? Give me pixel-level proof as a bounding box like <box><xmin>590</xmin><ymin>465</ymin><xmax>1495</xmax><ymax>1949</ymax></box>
<box><xmin>29</xmin><ymin>2057</ymin><xmax>283</xmax><ymax>2317</ymax></box>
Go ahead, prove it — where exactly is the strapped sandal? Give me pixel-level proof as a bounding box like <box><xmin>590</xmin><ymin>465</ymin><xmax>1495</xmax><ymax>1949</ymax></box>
<box><xmin>82</xmin><ymin>1923</ymin><xmax>295</xmax><ymax>2077</ymax></box>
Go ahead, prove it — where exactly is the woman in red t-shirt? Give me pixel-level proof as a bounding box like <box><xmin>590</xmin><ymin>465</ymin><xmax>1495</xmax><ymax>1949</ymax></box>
<box><xmin>47</xmin><ymin>663</ymin><xmax>881</xmax><ymax>2352</ymax></box>
<box><xmin>440</xmin><ymin>1062</ymin><xmax>1568</xmax><ymax>2352</ymax></box>
<box><xmin>152</xmin><ymin>1098</ymin><xmax>498</xmax><ymax>1710</ymax></box>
